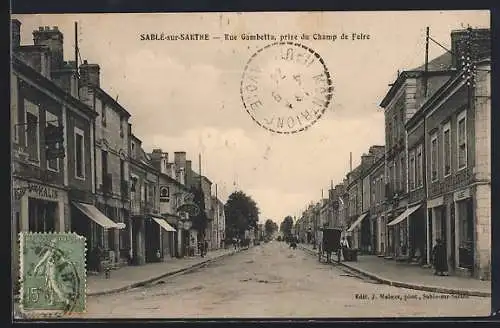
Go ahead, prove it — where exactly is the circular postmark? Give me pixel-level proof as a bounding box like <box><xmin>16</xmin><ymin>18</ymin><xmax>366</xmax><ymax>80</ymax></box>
<box><xmin>240</xmin><ymin>42</ymin><xmax>334</xmax><ymax>134</ymax></box>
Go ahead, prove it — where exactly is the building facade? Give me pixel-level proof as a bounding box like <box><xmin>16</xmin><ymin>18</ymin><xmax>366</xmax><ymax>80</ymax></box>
<box><xmin>380</xmin><ymin>50</ymin><xmax>454</xmax><ymax>260</ymax></box>
<box><xmin>77</xmin><ymin>60</ymin><xmax>132</xmax><ymax>266</ymax></box>
<box><xmin>11</xmin><ymin>21</ymin><xmax>101</xmax><ymax>282</ymax></box>
<box><xmin>420</xmin><ymin>28</ymin><xmax>490</xmax><ymax>278</ymax></box>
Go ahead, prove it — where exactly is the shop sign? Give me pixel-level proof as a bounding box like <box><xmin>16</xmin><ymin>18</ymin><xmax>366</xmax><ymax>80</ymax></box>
<box><xmin>27</xmin><ymin>182</ymin><xmax>59</xmax><ymax>200</ymax></box>
<box><xmin>454</xmin><ymin>188</ymin><xmax>471</xmax><ymax>202</ymax></box>
<box><xmin>427</xmin><ymin>196</ymin><xmax>444</xmax><ymax>209</ymax></box>
<box><xmin>159</xmin><ymin>185</ymin><xmax>170</xmax><ymax>203</ymax></box>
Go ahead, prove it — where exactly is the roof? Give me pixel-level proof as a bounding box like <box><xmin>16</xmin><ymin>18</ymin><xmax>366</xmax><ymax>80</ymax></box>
<box><xmin>380</xmin><ymin>52</ymin><xmax>454</xmax><ymax>108</ymax></box>
<box><xmin>90</xmin><ymin>85</ymin><xmax>132</xmax><ymax>119</ymax></box>
<box><xmin>12</xmin><ymin>54</ymin><xmax>97</xmax><ymax>119</ymax></box>
<box><xmin>410</xmin><ymin>52</ymin><xmax>453</xmax><ymax>71</ymax></box>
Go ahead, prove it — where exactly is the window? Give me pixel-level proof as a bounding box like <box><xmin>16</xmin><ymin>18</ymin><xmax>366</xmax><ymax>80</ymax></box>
<box><xmin>430</xmin><ymin>134</ymin><xmax>438</xmax><ymax>182</ymax></box>
<box><xmin>46</xmin><ymin>111</ymin><xmax>59</xmax><ymax>171</ymax></box>
<box><xmin>409</xmin><ymin>150</ymin><xmax>415</xmax><ymax>190</ymax></box>
<box><xmin>387</xmin><ymin>121</ymin><xmax>393</xmax><ymax>147</ymax></box>
<box><xmin>101</xmin><ymin>100</ymin><xmax>107</xmax><ymax>126</ymax></box>
<box><xmin>392</xmin><ymin>115</ymin><xmax>398</xmax><ymax>144</ymax></box>
<box><xmin>416</xmin><ymin>144</ymin><xmax>423</xmax><ymax>188</ymax></box>
<box><xmin>400</xmin><ymin>155</ymin><xmax>406</xmax><ymax>192</ymax></box>
<box><xmin>120</xmin><ymin>159</ymin><xmax>125</xmax><ymax>181</ymax></box>
<box><xmin>74</xmin><ymin>127</ymin><xmax>85</xmax><ymax>179</ymax></box>
<box><xmin>457</xmin><ymin>110</ymin><xmax>467</xmax><ymax>170</ymax></box>
<box><xmin>130</xmin><ymin>176</ymin><xmax>138</xmax><ymax>192</ymax></box>
<box><xmin>443</xmin><ymin>122</ymin><xmax>451</xmax><ymax>176</ymax></box>
<box><xmin>141</xmin><ymin>182</ymin><xmax>146</xmax><ymax>202</ymax></box>
<box><xmin>131</xmin><ymin>142</ymin><xmax>135</xmax><ymax>158</ymax></box>
<box><xmin>25</xmin><ymin>99</ymin><xmax>40</xmax><ymax>163</ymax></box>
<box><xmin>119</xmin><ymin>120</ymin><xmax>124</xmax><ymax>137</ymax></box>
<box><xmin>101</xmin><ymin>150</ymin><xmax>108</xmax><ymax>183</ymax></box>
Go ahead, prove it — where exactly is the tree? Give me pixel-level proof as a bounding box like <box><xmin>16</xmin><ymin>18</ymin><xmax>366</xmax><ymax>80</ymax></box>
<box><xmin>224</xmin><ymin>191</ymin><xmax>260</xmax><ymax>239</ymax></box>
<box><xmin>280</xmin><ymin>216</ymin><xmax>294</xmax><ymax>238</ymax></box>
<box><xmin>189</xmin><ymin>185</ymin><xmax>208</xmax><ymax>238</ymax></box>
<box><xmin>264</xmin><ymin>219</ymin><xmax>278</xmax><ymax>237</ymax></box>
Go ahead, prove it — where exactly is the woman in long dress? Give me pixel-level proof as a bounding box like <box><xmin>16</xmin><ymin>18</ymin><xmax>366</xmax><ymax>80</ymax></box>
<box><xmin>431</xmin><ymin>239</ymin><xmax>448</xmax><ymax>276</ymax></box>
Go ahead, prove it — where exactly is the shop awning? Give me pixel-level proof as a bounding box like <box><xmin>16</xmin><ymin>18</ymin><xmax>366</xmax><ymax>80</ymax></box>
<box><xmin>387</xmin><ymin>204</ymin><xmax>422</xmax><ymax>227</ymax></box>
<box><xmin>152</xmin><ymin>217</ymin><xmax>176</xmax><ymax>232</ymax></box>
<box><xmin>347</xmin><ymin>213</ymin><xmax>368</xmax><ymax>232</ymax></box>
<box><xmin>72</xmin><ymin>202</ymin><xmax>124</xmax><ymax>229</ymax></box>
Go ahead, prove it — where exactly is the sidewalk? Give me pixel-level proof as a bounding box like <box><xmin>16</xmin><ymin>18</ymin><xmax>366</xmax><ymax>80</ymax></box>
<box><xmin>298</xmin><ymin>243</ymin><xmax>490</xmax><ymax>297</ymax></box>
<box><xmin>87</xmin><ymin>247</ymin><xmax>240</xmax><ymax>296</ymax></box>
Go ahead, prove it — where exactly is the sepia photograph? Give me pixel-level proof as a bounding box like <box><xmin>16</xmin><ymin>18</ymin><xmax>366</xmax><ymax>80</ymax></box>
<box><xmin>10</xmin><ymin>10</ymin><xmax>492</xmax><ymax>319</ymax></box>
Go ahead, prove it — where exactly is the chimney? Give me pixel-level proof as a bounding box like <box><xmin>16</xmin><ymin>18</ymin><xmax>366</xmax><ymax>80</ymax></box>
<box><xmin>361</xmin><ymin>153</ymin><xmax>374</xmax><ymax>169</ymax></box>
<box><xmin>450</xmin><ymin>28</ymin><xmax>491</xmax><ymax>69</ymax></box>
<box><xmin>185</xmin><ymin>160</ymin><xmax>193</xmax><ymax>186</ymax></box>
<box><xmin>150</xmin><ymin>148</ymin><xmax>163</xmax><ymax>160</ymax></box>
<box><xmin>79</xmin><ymin>60</ymin><xmax>101</xmax><ymax>87</ymax></box>
<box><xmin>33</xmin><ymin>25</ymin><xmax>64</xmax><ymax>69</ymax></box>
<box><xmin>174</xmin><ymin>152</ymin><xmax>187</xmax><ymax>169</ymax></box>
<box><xmin>11</xmin><ymin>19</ymin><xmax>21</xmax><ymax>49</ymax></box>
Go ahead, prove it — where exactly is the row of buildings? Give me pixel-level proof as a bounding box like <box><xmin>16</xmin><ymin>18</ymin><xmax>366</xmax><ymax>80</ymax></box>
<box><xmin>295</xmin><ymin>27</ymin><xmax>491</xmax><ymax>280</ymax></box>
<box><xmin>10</xmin><ymin>19</ymin><xmax>226</xmax><ymax>280</ymax></box>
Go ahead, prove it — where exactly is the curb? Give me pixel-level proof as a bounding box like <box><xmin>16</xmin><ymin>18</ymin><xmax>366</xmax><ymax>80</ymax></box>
<box><xmin>87</xmin><ymin>249</ymin><xmax>244</xmax><ymax>297</ymax></box>
<box><xmin>298</xmin><ymin>245</ymin><xmax>490</xmax><ymax>298</ymax></box>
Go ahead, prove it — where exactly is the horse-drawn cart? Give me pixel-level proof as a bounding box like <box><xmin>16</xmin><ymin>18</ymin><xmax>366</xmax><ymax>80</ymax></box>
<box><xmin>318</xmin><ymin>228</ymin><xmax>342</xmax><ymax>263</ymax></box>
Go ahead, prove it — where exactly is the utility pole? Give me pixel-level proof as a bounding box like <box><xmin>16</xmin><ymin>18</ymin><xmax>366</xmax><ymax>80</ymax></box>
<box><xmin>74</xmin><ymin>22</ymin><xmax>79</xmax><ymax>94</ymax></box>
<box><xmin>424</xmin><ymin>27</ymin><xmax>430</xmax><ymax>98</ymax></box>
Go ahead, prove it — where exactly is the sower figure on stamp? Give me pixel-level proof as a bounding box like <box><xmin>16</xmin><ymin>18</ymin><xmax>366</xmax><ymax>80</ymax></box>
<box><xmin>32</xmin><ymin>239</ymin><xmax>72</xmax><ymax>307</ymax></box>
<box><xmin>431</xmin><ymin>239</ymin><xmax>448</xmax><ymax>276</ymax></box>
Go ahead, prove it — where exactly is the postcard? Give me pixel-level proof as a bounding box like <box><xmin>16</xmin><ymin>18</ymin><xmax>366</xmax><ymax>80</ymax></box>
<box><xmin>11</xmin><ymin>10</ymin><xmax>491</xmax><ymax>319</ymax></box>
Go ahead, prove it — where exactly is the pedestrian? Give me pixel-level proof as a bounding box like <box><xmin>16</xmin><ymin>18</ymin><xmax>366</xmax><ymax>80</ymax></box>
<box><xmin>432</xmin><ymin>239</ymin><xmax>448</xmax><ymax>276</ymax></box>
<box><xmin>340</xmin><ymin>237</ymin><xmax>350</xmax><ymax>261</ymax></box>
<box><xmin>204</xmin><ymin>239</ymin><xmax>209</xmax><ymax>256</ymax></box>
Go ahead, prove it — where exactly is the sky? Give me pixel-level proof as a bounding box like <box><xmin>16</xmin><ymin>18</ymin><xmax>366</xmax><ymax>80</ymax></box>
<box><xmin>13</xmin><ymin>11</ymin><xmax>490</xmax><ymax>224</ymax></box>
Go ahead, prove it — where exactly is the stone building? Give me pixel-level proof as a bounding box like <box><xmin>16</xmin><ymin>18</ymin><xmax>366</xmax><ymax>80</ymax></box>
<box><xmin>77</xmin><ymin>59</ymin><xmax>132</xmax><ymax>266</ymax></box>
<box><xmin>11</xmin><ymin>21</ymin><xmax>101</xmax><ymax>283</ymax></box>
<box><xmin>367</xmin><ymin>149</ymin><xmax>386</xmax><ymax>256</ymax></box>
<box><xmin>416</xmin><ymin>28</ymin><xmax>490</xmax><ymax>279</ymax></box>
<box><xmin>128</xmin><ymin>134</ymin><xmax>175</xmax><ymax>265</ymax></box>
<box><xmin>149</xmin><ymin>149</ymin><xmax>187</xmax><ymax>258</ymax></box>
<box><xmin>379</xmin><ymin>47</ymin><xmax>455</xmax><ymax>260</ymax></box>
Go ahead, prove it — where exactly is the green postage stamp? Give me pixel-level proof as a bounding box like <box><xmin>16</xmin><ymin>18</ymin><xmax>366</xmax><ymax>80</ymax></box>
<box><xmin>19</xmin><ymin>232</ymin><xmax>87</xmax><ymax>317</ymax></box>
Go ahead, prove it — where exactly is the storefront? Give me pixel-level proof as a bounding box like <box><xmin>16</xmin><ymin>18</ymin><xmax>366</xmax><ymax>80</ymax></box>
<box><xmin>346</xmin><ymin>212</ymin><xmax>368</xmax><ymax>250</ymax></box>
<box><xmin>387</xmin><ymin>204</ymin><xmax>421</xmax><ymax>260</ymax></box>
<box><xmin>13</xmin><ymin>178</ymin><xmax>69</xmax><ymax>234</ymax></box>
<box><xmin>131</xmin><ymin>214</ymin><xmax>177</xmax><ymax>264</ymax></box>
<box><xmin>454</xmin><ymin>187</ymin><xmax>474</xmax><ymax>276</ymax></box>
<box><xmin>376</xmin><ymin>215</ymin><xmax>386</xmax><ymax>256</ymax></box>
<box><xmin>71</xmin><ymin>201</ymin><xmax>125</xmax><ymax>271</ymax></box>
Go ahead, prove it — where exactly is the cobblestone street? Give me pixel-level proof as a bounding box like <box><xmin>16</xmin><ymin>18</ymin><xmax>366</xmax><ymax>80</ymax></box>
<box><xmin>75</xmin><ymin>242</ymin><xmax>490</xmax><ymax>318</ymax></box>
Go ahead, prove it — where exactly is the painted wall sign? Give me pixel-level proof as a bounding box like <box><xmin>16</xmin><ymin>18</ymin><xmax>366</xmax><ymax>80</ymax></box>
<box><xmin>27</xmin><ymin>182</ymin><xmax>59</xmax><ymax>200</ymax></box>
<box><xmin>454</xmin><ymin>188</ymin><xmax>471</xmax><ymax>202</ymax></box>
